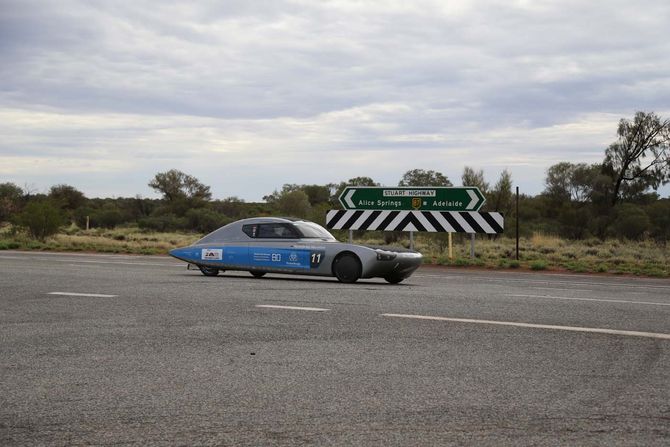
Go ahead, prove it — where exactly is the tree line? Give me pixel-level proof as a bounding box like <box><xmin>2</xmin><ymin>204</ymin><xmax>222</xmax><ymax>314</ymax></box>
<box><xmin>1</xmin><ymin>111</ymin><xmax>669</xmax><ymax>242</ymax></box>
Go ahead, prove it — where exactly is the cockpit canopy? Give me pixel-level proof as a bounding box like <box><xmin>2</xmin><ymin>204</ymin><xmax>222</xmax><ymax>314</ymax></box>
<box><xmin>196</xmin><ymin>218</ymin><xmax>336</xmax><ymax>244</ymax></box>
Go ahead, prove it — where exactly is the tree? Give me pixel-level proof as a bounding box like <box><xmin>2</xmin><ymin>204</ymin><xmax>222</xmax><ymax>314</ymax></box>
<box><xmin>277</xmin><ymin>190</ymin><xmax>311</xmax><ymax>218</ymax></box>
<box><xmin>544</xmin><ymin>162</ymin><xmax>602</xmax><ymax>203</ymax></box>
<box><xmin>263</xmin><ymin>184</ymin><xmax>301</xmax><ymax>204</ymax></box>
<box><xmin>570</xmin><ymin>164</ymin><xmax>602</xmax><ymax>202</ymax></box>
<box><xmin>15</xmin><ymin>199</ymin><xmax>65</xmax><ymax>241</ymax></box>
<box><xmin>646</xmin><ymin>200</ymin><xmax>670</xmax><ymax>242</ymax></box>
<box><xmin>329</xmin><ymin>177</ymin><xmax>379</xmax><ymax>205</ymax></box>
<box><xmin>265</xmin><ymin>184</ymin><xmax>330</xmax><ymax>207</ymax></box>
<box><xmin>604</xmin><ymin>111</ymin><xmax>670</xmax><ymax>205</ymax></box>
<box><xmin>0</xmin><ymin>182</ymin><xmax>24</xmax><ymax>222</ymax></box>
<box><xmin>49</xmin><ymin>184</ymin><xmax>86</xmax><ymax>211</ymax></box>
<box><xmin>398</xmin><ymin>169</ymin><xmax>452</xmax><ymax>187</ymax></box>
<box><xmin>461</xmin><ymin>167</ymin><xmax>489</xmax><ymax>194</ymax></box>
<box><xmin>148</xmin><ymin>170</ymin><xmax>212</xmax><ymax>215</ymax></box>
<box><xmin>301</xmin><ymin>185</ymin><xmax>331</xmax><ymax>206</ymax></box>
<box><xmin>544</xmin><ymin>162</ymin><xmax>573</xmax><ymax>202</ymax></box>
<box><xmin>214</xmin><ymin>197</ymin><xmax>247</xmax><ymax>218</ymax></box>
<box><xmin>609</xmin><ymin>203</ymin><xmax>650</xmax><ymax>240</ymax></box>
<box><xmin>185</xmin><ymin>208</ymin><xmax>231</xmax><ymax>233</ymax></box>
<box><xmin>148</xmin><ymin>170</ymin><xmax>212</xmax><ymax>202</ymax></box>
<box><xmin>490</xmin><ymin>169</ymin><xmax>513</xmax><ymax>215</ymax></box>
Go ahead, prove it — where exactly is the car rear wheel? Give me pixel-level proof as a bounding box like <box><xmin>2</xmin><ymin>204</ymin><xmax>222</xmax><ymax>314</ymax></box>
<box><xmin>384</xmin><ymin>273</ymin><xmax>405</xmax><ymax>284</ymax></box>
<box><xmin>250</xmin><ymin>271</ymin><xmax>266</xmax><ymax>278</ymax></box>
<box><xmin>199</xmin><ymin>265</ymin><xmax>220</xmax><ymax>277</ymax></box>
<box><xmin>333</xmin><ymin>253</ymin><xmax>361</xmax><ymax>283</ymax></box>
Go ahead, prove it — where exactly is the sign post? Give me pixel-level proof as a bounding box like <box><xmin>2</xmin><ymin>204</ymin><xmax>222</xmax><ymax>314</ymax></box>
<box><xmin>330</xmin><ymin>186</ymin><xmax>501</xmax><ymax>256</ymax></box>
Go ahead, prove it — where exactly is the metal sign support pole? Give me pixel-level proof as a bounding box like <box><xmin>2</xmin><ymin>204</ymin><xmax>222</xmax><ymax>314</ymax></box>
<box><xmin>516</xmin><ymin>186</ymin><xmax>520</xmax><ymax>261</ymax></box>
<box><xmin>348</xmin><ymin>229</ymin><xmax>353</xmax><ymax>243</ymax></box>
<box><xmin>409</xmin><ymin>231</ymin><xmax>414</xmax><ymax>251</ymax></box>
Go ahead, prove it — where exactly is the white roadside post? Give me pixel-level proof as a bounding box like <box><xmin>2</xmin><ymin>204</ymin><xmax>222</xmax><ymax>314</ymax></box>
<box><xmin>470</xmin><ymin>233</ymin><xmax>475</xmax><ymax>259</ymax></box>
<box><xmin>448</xmin><ymin>232</ymin><xmax>453</xmax><ymax>259</ymax></box>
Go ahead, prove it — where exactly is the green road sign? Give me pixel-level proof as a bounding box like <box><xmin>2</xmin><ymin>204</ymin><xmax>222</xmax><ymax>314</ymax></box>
<box><xmin>338</xmin><ymin>187</ymin><xmax>486</xmax><ymax>211</ymax></box>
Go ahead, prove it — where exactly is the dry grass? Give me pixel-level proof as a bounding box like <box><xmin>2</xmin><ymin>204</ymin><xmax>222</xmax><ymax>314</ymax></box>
<box><xmin>0</xmin><ymin>225</ymin><xmax>200</xmax><ymax>255</ymax></box>
<box><xmin>410</xmin><ymin>232</ymin><xmax>669</xmax><ymax>277</ymax></box>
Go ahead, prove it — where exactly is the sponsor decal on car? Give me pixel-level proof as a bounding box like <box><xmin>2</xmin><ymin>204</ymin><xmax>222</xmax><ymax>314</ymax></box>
<box><xmin>249</xmin><ymin>248</ymin><xmax>310</xmax><ymax>269</ymax></box>
<box><xmin>202</xmin><ymin>248</ymin><xmax>223</xmax><ymax>261</ymax></box>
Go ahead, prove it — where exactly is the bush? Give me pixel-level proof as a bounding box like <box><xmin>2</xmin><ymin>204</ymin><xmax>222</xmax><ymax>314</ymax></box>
<box><xmin>92</xmin><ymin>208</ymin><xmax>125</xmax><ymax>229</ymax></box>
<box><xmin>0</xmin><ymin>182</ymin><xmax>24</xmax><ymax>222</ymax></box>
<box><xmin>14</xmin><ymin>199</ymin><xmax>65</xmax><ymax>241</ymax></box>
<box><xmin>138</xmin><ymin>214</ymin><xmax>187</xmax><ymax>232</ymax></box>
<box><xmin>646</xmin><ymin>200</ymin><xmax>670</xmax><ymax>241</ymax></box>
<box><xmin>530</xmin><ymin>260</ymin><xmax>547</xmax><ymax>270</ymax></box>
<box><xmin>185</xmin><ymin>208</ymin><xmax>231</xmax><ymax>233</ymax></box>
<box><xmin>609</xmin><ymin>204</ymin><xmax>650</xmax><ymax>240</ymax></box>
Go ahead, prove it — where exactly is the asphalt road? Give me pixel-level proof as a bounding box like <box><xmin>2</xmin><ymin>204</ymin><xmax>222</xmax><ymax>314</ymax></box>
<box><xmin>1</xmin><ymin>251</ymin><xmax>669</xmax><ymax>446</ymax></box>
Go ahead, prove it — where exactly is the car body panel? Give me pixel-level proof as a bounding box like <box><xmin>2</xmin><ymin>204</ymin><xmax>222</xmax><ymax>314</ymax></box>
<box><xmin>169</xmin><ymin>217</ymin><xmax>423</xmax><ymax>282</ymax></box>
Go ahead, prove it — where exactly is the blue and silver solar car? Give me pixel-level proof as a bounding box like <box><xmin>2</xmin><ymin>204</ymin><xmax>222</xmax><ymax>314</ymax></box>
<box><xmin>169</xmin><ymin>217</ymin><xmax>422</xmax><ymax>284</ymax></box>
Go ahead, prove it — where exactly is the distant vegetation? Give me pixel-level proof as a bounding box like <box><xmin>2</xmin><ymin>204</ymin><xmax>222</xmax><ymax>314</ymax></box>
<box><xmin>0</xmin><ymin>111</ymin><xmax>669</xmax><ymax>275</ymax></box>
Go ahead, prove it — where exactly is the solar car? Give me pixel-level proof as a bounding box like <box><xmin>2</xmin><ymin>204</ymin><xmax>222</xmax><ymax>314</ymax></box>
<box><xmin>169</xmin><ymin>217</ymin><xmax>422</xmax><ymax>283</ymax></box>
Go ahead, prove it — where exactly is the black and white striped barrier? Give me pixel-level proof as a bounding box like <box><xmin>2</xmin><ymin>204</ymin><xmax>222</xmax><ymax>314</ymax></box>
<box><xmin>326</xmin><ymin>210</ymin><xmax>504</xmax><ymax>234</ymax></box>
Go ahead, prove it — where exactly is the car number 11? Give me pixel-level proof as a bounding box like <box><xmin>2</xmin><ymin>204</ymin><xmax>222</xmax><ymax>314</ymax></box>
<box><xmin>310</xmin><ymin>251</ymin><xmax>324</xmax><ymax>268</ymax></box>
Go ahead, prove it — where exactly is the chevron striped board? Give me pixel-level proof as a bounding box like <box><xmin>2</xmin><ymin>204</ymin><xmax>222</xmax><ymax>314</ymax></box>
<box><xmin>326</xmin><ymin>210</ymin><xmax>504</xmax><ymax>234</ymax></box>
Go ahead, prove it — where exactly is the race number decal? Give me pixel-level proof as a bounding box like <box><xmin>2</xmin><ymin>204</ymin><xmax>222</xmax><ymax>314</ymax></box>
<box><xmin>310</xmin><ymin>251</ymin><xmax>325</xmax><ymax>268</ymax></box>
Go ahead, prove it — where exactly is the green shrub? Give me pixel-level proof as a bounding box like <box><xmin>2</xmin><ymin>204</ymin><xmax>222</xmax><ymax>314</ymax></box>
<box><xmin>530</xmin><ymin>261</ymin><xmax>547</xmax><ymax>270</ymax></box>
<box><xmin>185</xmin><ymin>208</ymin><xmax>231</xmax><ymax>233</ymax></box>
<box><xmin>138</xmin><ymin>214</ymin><xmax>187</xmax><ymax>232</ymax></box>
<box><xmin>565</xmin><ymin>261</ymin><xmax>588</xmax><ymax>273</ymax></box>
<box><xmin>92</xmin><ymin>209</ymin><xmax>125</xmax><ymax>228</ymax></box>
<box><xmin>609</xmin><ymin>204</ymin><xmax>650</xmax><ymax>240</ymax></box>
<box><xmin>14</xmin><ymin>199</ymin><xmax>65</xmax><ymax>241</ymax></box>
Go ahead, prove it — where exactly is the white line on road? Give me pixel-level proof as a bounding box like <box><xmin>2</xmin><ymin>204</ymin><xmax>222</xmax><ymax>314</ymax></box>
<box><xmin>381</xmin><ymin>314</ymin><xmax>670</xmax><ymax>340</ymax></box>
<box><xmin>72</xmin><ymin>260</ymin><xmax>179</xmax><ymax>267</ymax></box>
<box><xmin>256</xmin><ymin>305</ymin><xmax>330</xmax><ymax>312</ymax></box>
<box><xmin>414</xmin><ymin>271</ymin><xmax>670</xmax><ymax>291</ymax></box>
<box><xmin>531</xmin><ymin>287</ymin><xmax>592</xmax><ymax>293</ymax></box>
<box><xmin>49</xmin><ymin>292</ymin><xmax>118</xmax><ymax>298</ymax></box>
<box><xmin>509</xmin><ymin>294</ymin><xmax>670</xmax><ymax>307</ymax></box>
<box><xmin>0</xmin><ymin>252</ymin><xmax>179</xmax><ymax>267</ymax></box>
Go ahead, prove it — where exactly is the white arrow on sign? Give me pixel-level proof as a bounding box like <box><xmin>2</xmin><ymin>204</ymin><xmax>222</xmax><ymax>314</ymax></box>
<box><xmin>344</xmin><ymin>189</ymin><xmax>356</xmax><ymax>208</ymax></box>
<box><xmin>466</xmin><ymin>189</ymin><xmax>479</xmax><ymax>210</ymax></box>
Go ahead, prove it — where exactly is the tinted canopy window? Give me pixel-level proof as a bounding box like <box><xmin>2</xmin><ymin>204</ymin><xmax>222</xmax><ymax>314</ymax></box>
<box><xmin>242</xmin><ymin>224</ymin><xmax>258</xmax><ymax>238</ymax></box>
<box><xmin>256</xmin><ymin>223</ymin><xmax>300</xmax><ymax>239</ymax></box>
<box><xmin>293</xmin><ymin>221</ymin><xmax>335</xmax><ymax>240</ymax></box>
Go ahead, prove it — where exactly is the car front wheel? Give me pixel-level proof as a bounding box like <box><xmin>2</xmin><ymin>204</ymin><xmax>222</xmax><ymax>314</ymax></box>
<box><xmin>333</xmin><ymin>253</ymin><xmax>361</xmax><ymax>283</ymax></box>
<box><xmin>250</xmin><ymin>271</ymin><xmax>266</xmax><ymax>278</ymax></box>
<box><xmin>199</xmin><ymin>265</ymin><xmax>220</xmax><ymax>277</ymax></box>
<box><xmin>384</xmin><ymin>273</ymin><xmax>405</xmax><ymax>284</ymax></box>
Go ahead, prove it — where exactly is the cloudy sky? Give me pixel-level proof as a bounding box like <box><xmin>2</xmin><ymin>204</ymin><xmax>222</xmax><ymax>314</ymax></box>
<box><xmin>1</xmin><ymin>0</ymin><xmax>669</xmax><ymax>201</ymax></box>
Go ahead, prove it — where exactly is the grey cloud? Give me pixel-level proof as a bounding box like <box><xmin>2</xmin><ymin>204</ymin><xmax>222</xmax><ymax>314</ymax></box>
<box><xmin>1</xmin><ymin>0</ymin><xmax>670</xmax><ymax>199</ymax></box>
